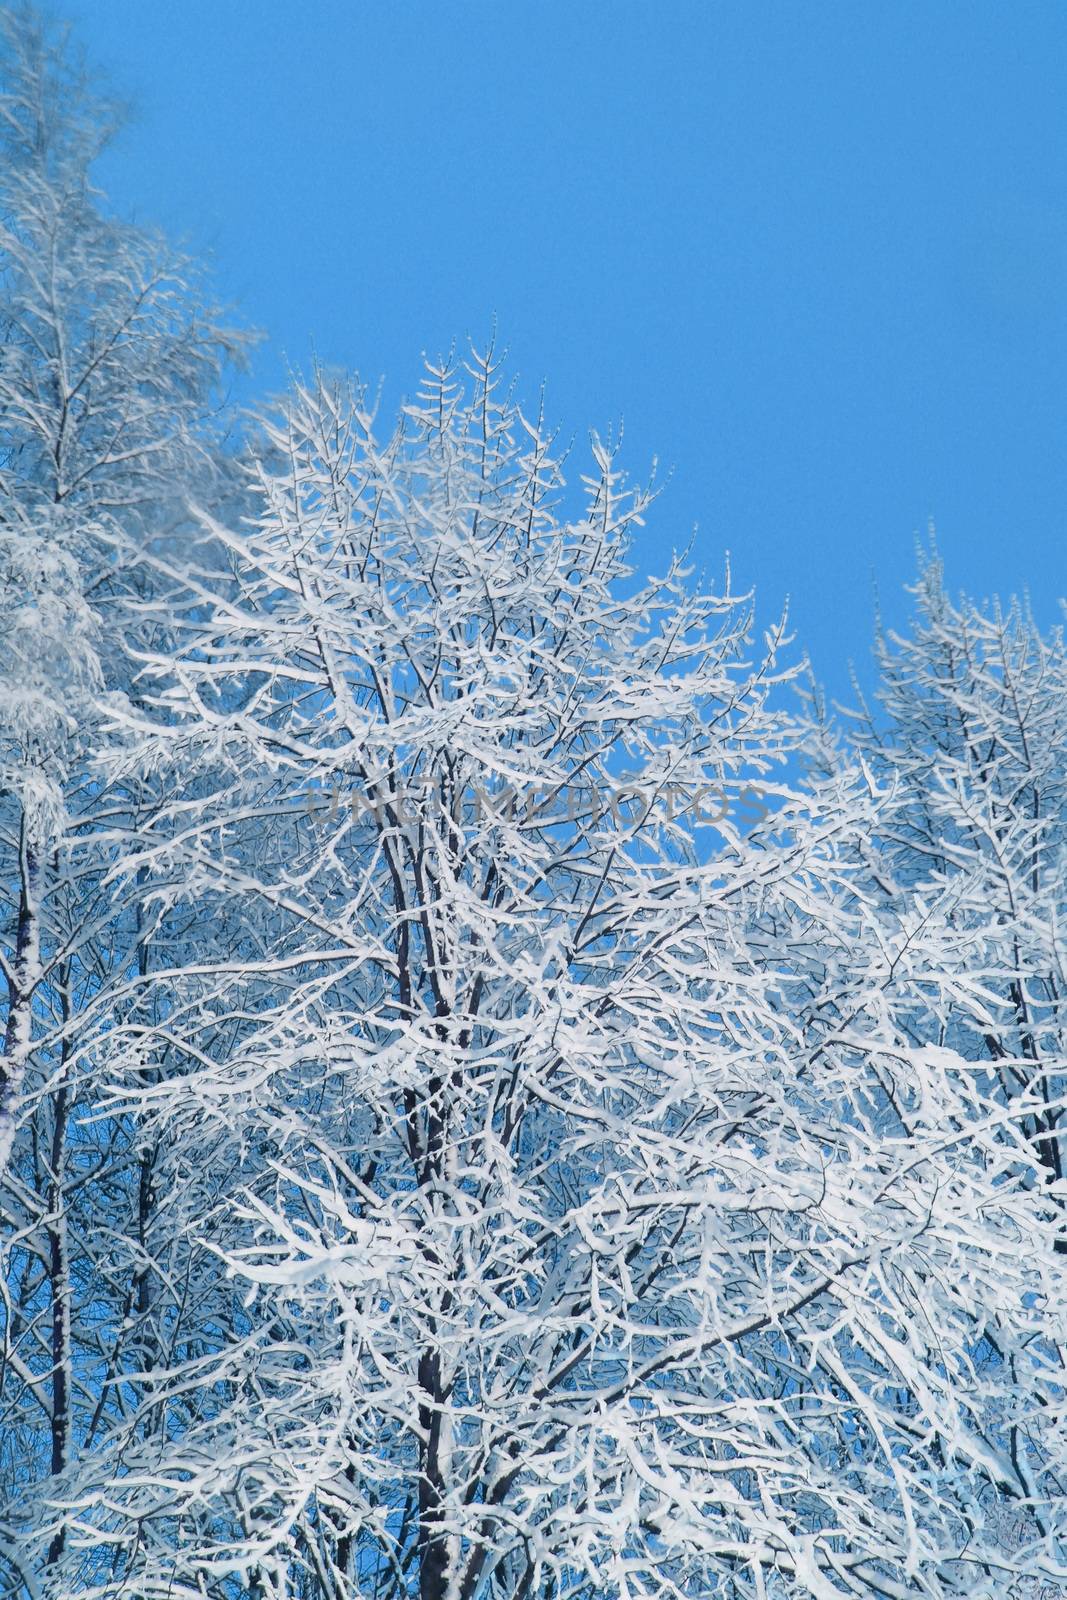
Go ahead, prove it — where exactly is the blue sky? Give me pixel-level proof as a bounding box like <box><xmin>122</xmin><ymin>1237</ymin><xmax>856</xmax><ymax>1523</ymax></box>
<box><xmin>75</xmin><ymin>0</ymin><xmax>1067</xmax><ymax>703</ymax></box>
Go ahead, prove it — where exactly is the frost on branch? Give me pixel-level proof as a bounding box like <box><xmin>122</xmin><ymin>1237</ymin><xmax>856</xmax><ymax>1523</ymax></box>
<box><xmin>50</xmin><ymin>350</ymin><xmax>1064</xmax><ymax>1600</ymax></box>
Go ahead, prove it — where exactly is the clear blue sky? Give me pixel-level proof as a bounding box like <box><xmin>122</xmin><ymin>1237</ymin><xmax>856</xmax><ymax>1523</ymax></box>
<box><xmin>74</xmin><ymin>0</ymin><xmax>1067</xmax><ymax>702</ymax></box>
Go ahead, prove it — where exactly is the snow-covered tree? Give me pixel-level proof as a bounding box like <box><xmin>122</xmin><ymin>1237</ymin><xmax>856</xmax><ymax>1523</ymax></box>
<box><xmin>0</xmin><ymin>7</ymin><xmax>245</xmax><ymax>1591</ymax></box>
<box><xmin>845</xmin><ymin>547</ymin><xmax>1067</xmax><ymax>1218</ymax></box>
<box><xmin>47</xmin><ymin>357</ymin><xmax>1063</xmax><ymax>1600</ymax></box>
